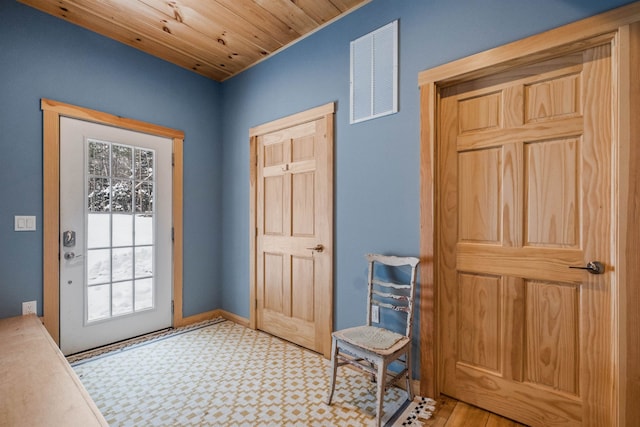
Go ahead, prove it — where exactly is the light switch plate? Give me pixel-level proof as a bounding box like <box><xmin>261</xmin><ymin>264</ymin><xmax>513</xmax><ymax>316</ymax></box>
<box><xmin>14</xmin><ymin>216</ymin><xmax>36</xmax><ymax>231</ymax></box>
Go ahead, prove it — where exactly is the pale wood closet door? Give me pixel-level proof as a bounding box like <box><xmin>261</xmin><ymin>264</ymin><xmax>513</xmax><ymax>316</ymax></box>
<box><xmin>438</xmin><ymin>45</ymin><xmax>613</xmax><ymax>426</ymax></box>
<box><xmin>256</xmin><ymin>118</ymin><xmax>332</xmax><ymax>356</ymax></box>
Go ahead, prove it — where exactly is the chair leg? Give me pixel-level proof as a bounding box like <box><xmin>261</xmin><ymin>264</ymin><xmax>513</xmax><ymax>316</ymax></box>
<box><xmin>326</xmin><ymin>338</ymin><xmax>338</xmax><ymax>405</ymax></box>
<box><xmin>375</xmin><ymin>360</ymin><xmax>387</xmax><ymax>427</ymax></box>
<box><xmin>405</xmin><ymin>349</ymin><xmax>413</xmax><ymax>401</ymax></box>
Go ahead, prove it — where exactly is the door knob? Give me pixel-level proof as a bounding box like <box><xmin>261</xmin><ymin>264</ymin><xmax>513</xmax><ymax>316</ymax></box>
<box><xmin>306</xmin><ymin>244</ymin><xmax>324</xmax><ymax>253</ymax></box>
<box><xmin>569</xmin><ymin>261</ymin><xmax>604</xmax><ymax>274</ymax></box>
<box><xmin>64</xmin><ymin>252</ymin><xmax>82</xmax><ymax>260</ymax></box>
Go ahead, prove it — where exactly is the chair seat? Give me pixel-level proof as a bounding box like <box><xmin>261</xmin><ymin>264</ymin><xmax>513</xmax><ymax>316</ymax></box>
<box><xmin>333</xmin><ymin>325</ymin><xmax>409</xmax><ymax>355</ymax></box>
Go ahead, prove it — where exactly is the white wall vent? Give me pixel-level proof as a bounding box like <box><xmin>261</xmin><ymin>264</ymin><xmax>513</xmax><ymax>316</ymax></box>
<box><xmin>350</xmin><ymin>20</ymin><xmax>398</xmax><ymax>124</ymax></box>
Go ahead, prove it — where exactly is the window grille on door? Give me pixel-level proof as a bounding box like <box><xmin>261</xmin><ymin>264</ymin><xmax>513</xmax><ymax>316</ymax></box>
<box><xmin>85</xmin><ymin>139</ymin><xmax>156</xmax><ymax>322</ymax></box>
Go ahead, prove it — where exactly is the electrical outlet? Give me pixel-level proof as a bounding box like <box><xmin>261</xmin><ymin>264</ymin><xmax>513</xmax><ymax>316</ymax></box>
<box><xmin>371</xmin><ymin>304</ymin><xmax>380</xmax><ymax>323</ymax></box>
<box><xmin>22</xmin><ymin>301</ymin><xmax>37</xmax><ymax>316</ymax></box>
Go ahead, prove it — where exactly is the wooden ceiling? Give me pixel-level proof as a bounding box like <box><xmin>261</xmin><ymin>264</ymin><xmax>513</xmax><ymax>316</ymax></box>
<box><xmin>18</xmin><ymin>0</ymin><xmax>371</xmax><ymax>81</ymax></box>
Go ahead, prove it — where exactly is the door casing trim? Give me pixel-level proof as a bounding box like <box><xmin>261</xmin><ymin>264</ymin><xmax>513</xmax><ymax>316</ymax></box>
<box><xmin>41</xmin><ymin>98</ymin><xmax>185</xmax><ymax>345</ymax></box>
<box><xmin>418</xmin><ymin>2</ymin><xmax>640</xmax><ymax>425</ymax></box>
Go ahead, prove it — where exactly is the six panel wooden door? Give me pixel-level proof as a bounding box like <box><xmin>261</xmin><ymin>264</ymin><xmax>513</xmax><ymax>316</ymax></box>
<box><xmin>256</xmin><ymin>117</ymin><xmax>332</xmax><ymax>356</ymax></box>
<box><xmin>437</xmin><ymin>45</ymin><xmax>614</xmax><ymax>426</ymax></box>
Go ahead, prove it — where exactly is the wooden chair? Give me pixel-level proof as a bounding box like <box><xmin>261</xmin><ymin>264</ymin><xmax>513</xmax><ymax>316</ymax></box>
<box><xmin>326</xmin><ymin>254</ymin><xmax>420</xmax><ymax>427</ymax></box>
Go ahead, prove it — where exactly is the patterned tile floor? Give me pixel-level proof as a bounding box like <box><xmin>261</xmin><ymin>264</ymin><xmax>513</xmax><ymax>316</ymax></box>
<box><xmin>72</xmin><ymin>320</ymin><xmax>413</xmax><ymax>426</ymax></box>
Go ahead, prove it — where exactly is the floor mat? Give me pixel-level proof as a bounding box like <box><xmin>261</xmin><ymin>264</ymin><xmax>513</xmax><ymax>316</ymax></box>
<box><xmin>67</xmin><ymin>317</ymin><xmax>225</xmax><ymax>365</ymax></box>
<box><xmin>389</xmin><ymin>396</ymin><xmax>436</xmax><ymax>426</ymax></box>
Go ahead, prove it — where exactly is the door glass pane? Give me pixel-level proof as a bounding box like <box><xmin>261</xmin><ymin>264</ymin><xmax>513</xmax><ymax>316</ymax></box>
<box><xmin>135</xmin><ymin>278</ymin><xmax>153</xmax><ymax>311</ymax></box>
<box><xmin>112</xmin><ymin>247</ymin><xmax>133</xmax><ymax>281</ymax></box>
<box><xmin>135</xmin><ymin>149</ymin><xmax>153</xmax><ymax>181</ymax></box>
<box><xmin>135</xmin><ymin>246</ymin><xmax>153</xmax><ymax>278</ymax></box>
<box><xmin>87</xmin><ymin>214</ymin><xmax>110</xmax><ymax>248</ymax></box>
<box><xmin>112</xmin><ymin>214</ymin><xmax>133</xmax><ymax>247</ymax></box>
<box><xmin>88</xmin><ymin>141</ymin><xmax>110</xmax><ymax>176</ymax></box>
<box><xmin>87</xmin><ymin>249</ymin><xmax>110</xmax><ymax>285</ymax></box>
<box><xmin>87</xmin><ymin>285</ymin><xmax>110</xmax><ymax>322</ymax></box>
<box><xmin>135</xmin><ymin>215</ymin><xmax>153</xmax><ymax>245</ymax></box>
<box><xmin>136</xmin><ymin>181</ymin><xmax>153</xmax><ymax>213</ymax></box>
<box><xmin>86</xmin><ymin>139</ymin><xmax>156</xmax><ymax>323</ymax></box>
<box><xmin>112</xmin><ymin>281</ymin><xmax>133</xmax><ymax>316</ymax></box>
<box><xmin>112</xmin><ymin>179</ymin><xmax>133</xmax><ymax>212</ymax></box>
<box><xmin>112</xmin><ymin>145</ymin><xmax>133</xmax><ymax>179</ymax></box>
<box><xmin>88</xmin><ymin>177</ymin><xmax>110</xmax><ymax>212</ymax></box>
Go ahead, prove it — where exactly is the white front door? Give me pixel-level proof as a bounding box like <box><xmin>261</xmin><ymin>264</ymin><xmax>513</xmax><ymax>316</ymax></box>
<box><xmin>59</xmin><ymin>117</ymin><xmax>173</xmax><ymax>355</ymax></box>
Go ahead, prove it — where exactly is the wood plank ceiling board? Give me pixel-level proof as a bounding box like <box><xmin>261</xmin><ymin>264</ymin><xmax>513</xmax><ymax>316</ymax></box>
<box><xmin>18</xmin><ymin>0</ymin><xmax>372</xmax><ymax>81</ymax></box>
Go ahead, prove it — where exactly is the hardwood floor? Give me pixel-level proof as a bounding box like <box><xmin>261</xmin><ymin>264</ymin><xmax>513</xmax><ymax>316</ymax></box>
<box><xmin>424</xmin><ymin>395</ymin><xmax>527</xmax><ymax>427</ymax></box>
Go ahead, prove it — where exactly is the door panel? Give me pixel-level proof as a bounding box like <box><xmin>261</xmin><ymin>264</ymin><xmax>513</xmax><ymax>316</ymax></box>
<box><xmin>291</xmin><ymin>255</ymin><xmax>314</xmax><ymax>322</ymax></box>
<box><xmin>457</xmin><ymin>272</ymin><xmax>501</xmax><ymax>372</ymax></box>
<box><xmin>292</xmin><ymin>172</ymin><xmax>315</xmax><ymax>236</ymax></box>
<box><xmin>525</xmin><ymin>280</ymin><xmax>579</xmax><ymax>394</ymax></box>
<box><xmin>458</xmin><ymin>148</ymin><xmax>501</xmax><ymax>243</ymax></box>
<box><xmin>438</xmin><ymin>45</ymin><xmax>612</xmax><ymax>426</ymax></box>
<box><xmin>256</xmin><ymin>116</ymin><xmax>332</xmax><ymax>356</ymax></box>
<box><xmin>525</xmin><ymin>138</ymin><xmax>579</xmax><ymax>247</ymax></box>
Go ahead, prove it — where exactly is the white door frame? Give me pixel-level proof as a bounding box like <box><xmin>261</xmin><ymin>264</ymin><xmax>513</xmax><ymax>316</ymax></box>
<box><xmin>41</xmin><ymin>99</ymin><xmax>185</xmax><ymax>346</ymax></box>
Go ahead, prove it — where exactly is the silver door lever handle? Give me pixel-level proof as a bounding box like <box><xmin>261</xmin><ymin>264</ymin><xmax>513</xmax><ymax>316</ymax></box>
<box><xmin>569</xmin><ymin>261</ymin><xmax>604</xmax><ymax>274</ymax></box>
<box><xmin>64</xmin><ymin>252</ymin><xmax>82</xmax><ymax>260</ymax></box>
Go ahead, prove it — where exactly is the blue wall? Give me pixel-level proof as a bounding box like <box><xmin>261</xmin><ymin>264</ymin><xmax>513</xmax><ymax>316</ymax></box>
<box><xmin>220</xmin><ymin>0</ymin><xmax>635</xmax><ymax>322</ymax></box>
<box><xmin>0</xmin><ymin>1</ymin><xmax>223</xmax><ymax>318</ymax></box>
<box><xmin>220</xmin><ymin>0</ymin><xmax>634</xmax><ymax>374</ymax></box>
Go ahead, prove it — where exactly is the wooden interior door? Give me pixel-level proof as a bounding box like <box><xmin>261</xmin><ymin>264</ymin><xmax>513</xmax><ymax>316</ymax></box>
<box><xmin>255</xmin><ymin>112</ymin><xmax>333</xmax><ymax>357</ymax></box>
<box><xmin>437</xmin><ymin>44</ymin><xmax>614</xmax><ymax>426</ymax></box>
